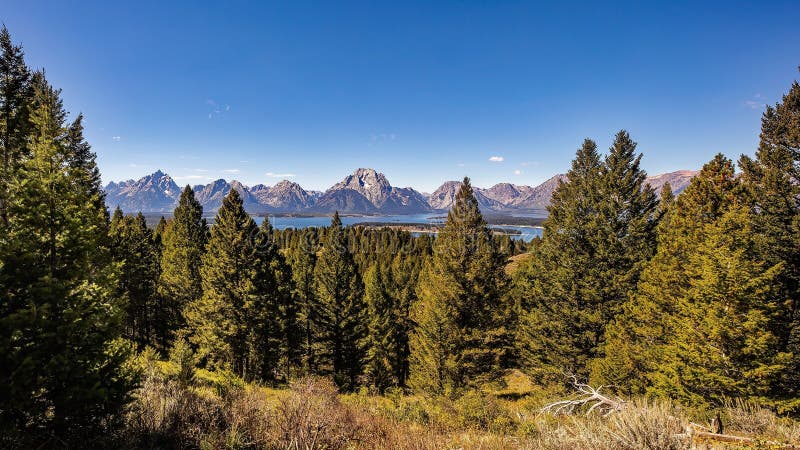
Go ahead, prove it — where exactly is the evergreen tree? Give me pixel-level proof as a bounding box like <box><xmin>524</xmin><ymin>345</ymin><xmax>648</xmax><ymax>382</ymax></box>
<box><xmin>653</xmin><ymin>203</ymin><xmax>788</xmax><ymax>407</ymax></box>
<box><xmin>256</xmin><ymin>218</ymin><xmax>301</xmax><ymax>380</ymax></box>
<box><xmin>313</xmin><ymin>212</ymin><xmax>366</xmax><ymax>391</ymax></box>
<box><xmin>594</xmin><ymin>155</ymin><xmax>740</xmax><ymax>394</ymax></box>
<box><xmin>157</xmin><ymin>185</ymin><xmax>206</xmax><ymax>350</ymax></box>
<box><xmin>0</xmin><ymin>72</ymin><xmax>135</xmax><ymax>444</ymax></box>
<box><xmin>288</xmin><ymin>228</ymin><xmax>319</xmax><ymax>373</ymax></box>
<box><xmin>186</xmin><ymin>190</ymin><xmax>282</xmax><ymax>381</ymax></box>
<box><xmin>0</xmin><ymin>26</ymin><xmax>31</xmax><ymax>228</ymax></box>
<box><xmin>410</xmin><ymin>177</ymin><xmax>510</xmax><ymax>395</ymax></box>
<box><xmin>110</xmin><ymin>211</ymin><xmax>159</xmax><ymax>348</ymax></box>
<box><xmin>65</xmin><ymin>113</ymin><xmax>107</xmax><ymax>218</ymax></box>
<box><xmin>389</xmin><ymin>253</ymin><xmax>421</xmax><ymax>387</ymax></box>
<box><xmin>739</xmin><ymin>75</ymin><xmax>800</xmax><ymax>409</ymax></box>
<box><xmin>364</xmin><ymin>264</ymin><xmax>398</xmax><ymax>391</ymax></box>
<box><xmin>515</xmin><ymin>139</ymin><xmax>603</xmax><ymax>382</ymax></box>
<box><xmin>516</xmin><ymin>133</ymin><xmax>659</xmax><ymax>384</ymax></box>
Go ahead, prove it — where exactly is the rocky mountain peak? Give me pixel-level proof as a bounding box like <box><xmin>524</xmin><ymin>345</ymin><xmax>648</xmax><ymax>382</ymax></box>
<box><xmin>104</xmin><ymin>168</ymin><xmax>697</xmax><ymax>215</ymax></box>
<box><xmin>330</xmin><ymin>168</ymin><xmax>393</xmax><ymax>205</ymax></box>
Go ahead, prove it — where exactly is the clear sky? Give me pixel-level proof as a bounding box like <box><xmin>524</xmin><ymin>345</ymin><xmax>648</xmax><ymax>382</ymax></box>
<box><xmin>3</xmin><ymin>1</ymin><xmax>799</xmax><ymax>192</ymax></box>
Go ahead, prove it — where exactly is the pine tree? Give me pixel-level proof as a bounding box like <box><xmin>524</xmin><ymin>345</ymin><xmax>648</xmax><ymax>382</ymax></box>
<box><xmin>516</xmin><ymin>132</ymin><xmax>659</xmax><ymax>384</ymax></box>
<box><xmin>0</xmin><ymin>72</ymin><xmax>135</xmax><ymax>443</ymax></box>
<box><xmin>157</xmin><ymin>185</ymin><xmax>206</xmax><ymax>350</ymax></box>
<box><xmin>654</xmin><ymin>203</ymin><xmax>788</xmax><ymax>407</ymax></box>
<box><xmin>410</xmin><ymin>177</ymin><xmax>510</xmax><ymax>395</ymax></box>
<box><xmin>65</xmin><ymin>114</ymin><xmax>107</xmax><ymax>217</ymax></box>
<box><xmin>288</xmin><ymin>228</ymin><xmax>318</xmax><ymax>373</ymax></box>
<box><xmin>110</xmin><ymin>211</ymin><xmax>159</xmax><ymax>348</ymax></box>
<box><xmin>594</xmin><ymin>154</ymin><xmax>740</xmax><ymax>395</ymax></box>
<box><xmin>256</xmin><ymin>218</ymin><xmax>301</xmax><ymax>380</ymax></box>
<box><xmin>739</xmin><ymin>75</ymin><xmax>800</xmax><ymax>410</ymax></box>
<box><xmin>186</xmin><ymin>190</ymin><xmax>282</xmax><ymax>381</ymax></box>
<box><xmin>515</xmin><ymin>139</ymin><xmax>603</xmax><ymax>382</ymax></box>
<box><xmin>313</xmin><ymin>212</ymin><xmax>366</xmax><ymax>391</ymax></box>
<box><xmin>0</xmin><ymin>26</ymin><xmax>32</xmax><ymax>228</ymax></box>
<box><xmin>364</xmin><ymin>264</ymin><xmax>398</xmax><ymax>391</ymax></box>
<box><xmin>389</xmin><ymin>253</ymin><xmax>420</xmax><ymax>387</ymax></box>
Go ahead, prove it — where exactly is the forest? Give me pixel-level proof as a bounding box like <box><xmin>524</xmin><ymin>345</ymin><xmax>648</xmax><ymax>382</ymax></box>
<box><xmin>1</xmin><ymin>26</ymin><xmax>800</xmax><ymax>449</ymax></box>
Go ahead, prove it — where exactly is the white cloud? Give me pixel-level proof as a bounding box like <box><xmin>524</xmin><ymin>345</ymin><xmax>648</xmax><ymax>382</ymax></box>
<box><xmin>457</xmin><ymin>163</ymin><xmax>466</xmax><ymax>167</ymax></box>
<box><xmin>489</xmin><ymin>156</ymin><xmax>504</xmax><ymax>162</ymax></box>
<box><xmin>514</xmin><ymin>169</ymin><xmax>522</xmax><ymax>176</ymax></box>
<box><xmin>206</xmin><ymin>99</ymin><xmax>231</xmax><ymax>119</ymax></box>
<box><xmin>112</xmin><ymin>136</ymin><xmax>121</xmax><ymax>142</ymax></box>
<box><xmin>173</xmin><ymin>174</ymin><xmax>207</xmax><ymax>181</ymax></box>
<box><xmin>222</xmin><ymin>169</ymin><xmax>240</xmax><ymax>174</ymax></box>
<box><xmin>745</xmin><ymin>93</ymin><xmax>765</xmax><ymax>110</ymax></box>
<box><xmin>265</xmin><ymin>172</ymin><xmax>296</xmax><ymax>178</ymax></box>
<box><xmin>194</xmin><ymin>168</ymin><xmax>209</xmax><ymax>172</ymax></box>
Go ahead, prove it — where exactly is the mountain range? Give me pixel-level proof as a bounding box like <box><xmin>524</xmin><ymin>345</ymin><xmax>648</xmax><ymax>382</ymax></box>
<box><xmin>104</xmin><ymin>168</ymin><xmax>697</xmax><ymax>215</ymax></box>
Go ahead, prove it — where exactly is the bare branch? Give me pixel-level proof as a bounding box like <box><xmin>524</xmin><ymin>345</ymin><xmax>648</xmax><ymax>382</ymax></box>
<box><xmin>540</xmin><ymin>376</ymin><xmax>626</xmax><ymax>416</ymax></box>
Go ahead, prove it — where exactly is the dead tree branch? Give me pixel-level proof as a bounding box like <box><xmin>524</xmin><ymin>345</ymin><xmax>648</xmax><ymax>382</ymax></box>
<box><xmin>540</xmin><ymin>375</ymin><xmax>626</xmax><ymax>417</ymax></box>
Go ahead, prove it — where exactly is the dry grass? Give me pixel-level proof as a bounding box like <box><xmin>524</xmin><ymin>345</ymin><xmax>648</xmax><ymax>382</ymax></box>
<box><xmin>120</xmin><ymin>365</ymin><xmax>800</xmax><ymax>449</ymax></box>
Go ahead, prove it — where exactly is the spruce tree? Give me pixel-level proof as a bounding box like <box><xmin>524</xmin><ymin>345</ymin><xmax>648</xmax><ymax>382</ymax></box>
<box><xmin>516</xmin><ymin>132</ymin><xmax>659</xmax><ymax>384</ymax></box>
<box><xmin>0</xmin><ymin>72</ymin><xmax>135</xmax><ymax>444</ymax></box>
<box><xmin>389</xmin><ymin>253</ymin><xmax>420</xmax><ymax>387</ymax></box>
<box><xmin>110</xmin><ymin>211</ymin><xmax>159</xmax><ymax>348</ymax></box>
<box><xmin>288</xmin><ymin>228</ymin><xmax>319</xmax><ymax>373</ymax></box>
<box><xmin>157</xmin><ymin>185</ymin><xmax>206</xmax><ymax>350</ymax></box>
<box><xmin>364</xmin><ymin>264</ymin><xmax>398</xmax><ymax>391</ymax></box>
<box><xmin>410</xmin><ymin>177</ymin><xmax>510</xmax><ymax>395</ymax></box>
<box><xmin>739</xmin><ymin>75</ymin><xmax>800</xmax><ymax>409</ymax></box>
<box><xmin>594</xmin><ymin>154</ymin><xmax>740</xmax><ymax>394</ymax></box>
<box><xmin>256</xmin><ymin>218</ymin><xmax>301</xmax><ymax>379</ymax></box>
<box><xmin>0</xmin><ymin>26</ymin><xmax>31</xmax><ymax>228</ymax></box>
<box><xmin>186</xmin><ymin>190</ymin><xmax>282</xmax><ymax>381</ymax></box>
<box><xmin>313</xmin><ymin>212</ymin><xmax>366</xmax><ymax>391</ymax></box>
<box><xmin>515</xmin><ymin>139</ymin><xmax>603</xmax><ymax>382</ymax></box>
<box><xmin>653</xmin><ymin>203</ymin><xmax>788</xmax><ymax>407</ymax></box>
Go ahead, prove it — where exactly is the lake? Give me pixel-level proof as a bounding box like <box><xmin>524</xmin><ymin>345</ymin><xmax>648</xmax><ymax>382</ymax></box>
<box><xmin>251</xmin><ymin>213</ymin><xmax>544</xmax><ymax>242</ymax></box>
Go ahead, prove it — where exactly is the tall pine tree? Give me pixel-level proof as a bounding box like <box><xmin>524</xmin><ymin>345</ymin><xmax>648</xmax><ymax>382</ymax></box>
<box><xmin>0</xmin><ymin>26</ymin><xmax>31</xmax><ymax>228</ymax></box>
<box><xmin>653</xmin><ymin>203</ymin><xmax>788</xmax><ymax>407</ymax></box>
<box><xmin>186</xmin><ymin>190</ymin><xmax>283</xmax><ymax>381</ymax></box>
<box><xmin>256</xmin><ymin>218</ymin><xmax>301</xmax><ymax>380</ymax></box>
<box><xmin>0</xmin><ymin>70</ymin><xmax>136</xmax><ymax>444</ymax></box>
<box><xmin>410</xmin><ymin>177</ymin><xmax>510</xmax><ymax>395</ymax></box>
<box><xmin>594</xmin><ymin>154</ymin><xmax>741</xmax><ymax>394</ymax></box>
<box><xmin>110</xmin><ymin>211</ymin><xmax>160</xmax><ymax>349</ymax></box>
<box><xmin>739</xmin><ymin>74</ymin><xmax>800</xmax><ymax>410</ymax></box>
<box><xmin>288</xmin><ymin>228</ymin><xmax>319</xmax><ymax>373</ymax></box>
<box><xmin>516</xmin><ymin>132</ymin><xmax>659</xmax><ymax>384</ymax></box>
<box><xmin>364</xmin><ymin>264</ymin><xmax>398</xmax><ymax>391</ymax></box>
<box><xmin>157</xmin><ymin>185</ymin><xmax>206</xmax><ymax>350</ymax></box>
<box><xmin>313</xmin><ymin>212</ymin><xmax>366</xmax><ymax>391</ymax></box>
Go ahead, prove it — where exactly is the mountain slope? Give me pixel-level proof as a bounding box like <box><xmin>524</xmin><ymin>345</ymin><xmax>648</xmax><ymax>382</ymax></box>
<box><xmin>428</xmin><ymin>181</ymin><xmax>504</xmax><ymax>211</ymax></box>
<box><xmin>251</xmin><ymin>180</ymin><xmax>319</xmax><ymax>211</ymax></box>
<box><xmin>104</xmin><ymin>170</ymin><xmax>181</xmax><ymax>213</ymax></box>
<box><xmin>311</xmin><ymin>168</ymin><xmax>431</xmax><ymax>213</ymax></box>
<box><xmin>104</xmin><ymin>169</ymin><xmax>697</xmax><ymax>214</ymax></box>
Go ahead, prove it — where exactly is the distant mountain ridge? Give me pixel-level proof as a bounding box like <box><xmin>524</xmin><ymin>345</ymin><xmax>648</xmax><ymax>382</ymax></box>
<box><xmin>104</xmin><ymin>168</ymin><xmax>697</xmax><ymax>214</ymax></box>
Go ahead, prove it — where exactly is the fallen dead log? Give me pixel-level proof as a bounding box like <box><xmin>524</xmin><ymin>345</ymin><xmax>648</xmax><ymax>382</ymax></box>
<box><xmin>686</xmin><ymin>423</ymin><xmax>800</xmax><ymax>449</ymax></box>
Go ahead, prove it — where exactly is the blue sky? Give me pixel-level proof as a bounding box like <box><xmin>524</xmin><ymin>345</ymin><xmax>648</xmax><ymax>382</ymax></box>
<box><xmin>3</xmin><ymin>1</ymin><xmax>799</xmax><ymax>192</ymax></box>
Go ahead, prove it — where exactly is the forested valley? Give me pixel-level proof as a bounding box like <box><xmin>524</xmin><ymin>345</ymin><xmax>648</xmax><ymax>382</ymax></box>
<box><xmin>1</xmin><ymin>27</ymin><xmax>800</xmax><ymax>449</ymax></box>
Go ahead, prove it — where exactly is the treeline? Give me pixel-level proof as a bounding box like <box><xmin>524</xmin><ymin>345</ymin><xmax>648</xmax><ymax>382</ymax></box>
<box><xmin>1</xmin><ymin>26</ymin><xmax>800</xmax><ymax>447</ymax></box>
<box><xmin>111</xmin><ymin>186</ymin><xmax>529</xmax><ymax>392</ymax></box>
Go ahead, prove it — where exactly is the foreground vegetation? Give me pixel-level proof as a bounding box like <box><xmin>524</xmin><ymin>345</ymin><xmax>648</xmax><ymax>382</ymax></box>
<box><xmin>2</xmin><ymin>25</ymin><xmax>800</xmax><ymax>449</ymax></box>
<box><xmin>118</xmin><ymin>361</ymin><xmax>800</xmax><ymax>450</ymax></box>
